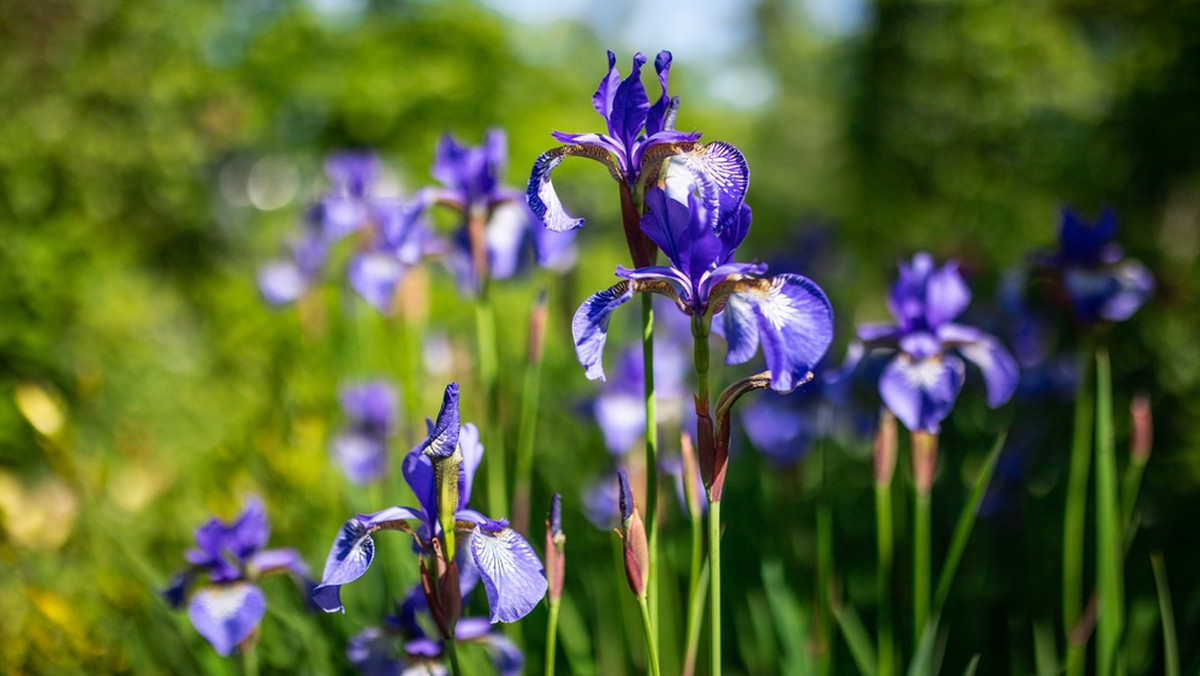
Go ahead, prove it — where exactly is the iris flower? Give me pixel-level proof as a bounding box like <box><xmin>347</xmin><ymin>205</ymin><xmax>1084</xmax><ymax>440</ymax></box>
<box><xmin>346</xmin><ymin>585</ymin><xmax>523</xmax><ymax>676</ymax></box>
<box><xmin>312</xmin><ymin>383</ymin><xmax>547</xmax><ymax>624</ymax></box>
<box><xmin>161</xmin><ymin>498</ymin><xmax>310</xmax><ymax>656</ymax></box>
<box><xmin>527</xmin><ymin>51</ymin><xmax>749</xmax><ymax>254</ymax></box>
<box><xmin>857</xmin><ymin>253</ymin><xmax>1019</xmax><ymax>433</ymax></box>
<box><xmin>572</xmin><ymin>186</ymin><xmax>834</xmax><ymax>393</ymax></box>
<box><xmin>332</xmin><ymin>381</ymin><xmax>399</xmax><ymax>485</ymax></box>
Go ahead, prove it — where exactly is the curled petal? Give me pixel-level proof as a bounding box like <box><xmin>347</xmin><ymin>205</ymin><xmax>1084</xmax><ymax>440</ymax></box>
<box><xmin>723</xmin><ymin>274</ymin><xmax>835</xmax><ymax>392</ymax></box>
<box><xmin>469</xmin><ymin>525</ymin><xmax>548</xmax><ymax>623</ymax></box>
<box><xmin>188</xmin><ymin>583</ymin><xmax>266</xmax><ymax>656</ymax></box>
<box><xmin>313</xmin><ymin>507</ymin><xmax>422</xmax><ymax>613</ymax></box>
<box><xmin>526</xmin><ymin>145</ymin><xmax>622</xmax><ymax>232</ymax></box>
<box><xmin>879</xmin><ymin>353</ymin><xmax>966</xmax><ymax>434</ymax></box>
<box><xmin>572</xmin><ymin>281</ymin><xmax>636</xmax><ymax>381</ymax></box>
<box><xmin>674</xmin><ymin>141</ymin><xmax>750</xmax><ymax>233</ymax></box>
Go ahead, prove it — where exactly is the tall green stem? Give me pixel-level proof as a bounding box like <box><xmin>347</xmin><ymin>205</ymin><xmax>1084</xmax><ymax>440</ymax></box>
<box><xmin>513</xmin><ymin>293</ymin><xmax>547</xmax><ymax>535</ymax></box>
<box><xmin>545</xmin><ymin>599</ymin><xmax>561</xmax><ymax>676</ymax></box>
<box><xmin>875</xmin><ymin>479</ymin><xmax>895</xmax><ymax>676</ymax></box>
<box><xmin>641</xmin><ymin>293</ymin><xmax>659</xmax><ymax>630</ymax></box>
<box><xmin>445</xmin><ymin>636</ymin><xmax>463</xmax><ymax>676</ymax></box>
<box><xmin>475</xmin><ymin>294</ymin><xmax>507</xmax><ymax>518</ymax></box>
<box><xmin>911</xmin><ymin>431</ymin><xmax>937</xmax><ymax>643</ymax></box>
<box><xmin>709</xmin><ymin>498</ymin><xmax>723</xmax><ymax>676</ymax></box>
<box><xmin>1095</xmin><ymin>349</ymin><xmax>1123</xmax><ymax>676</ymax></box>
<box><xmin>1064</xmin><ymin>353</ymin><xmax>1094</xmax><ymax>676</ymax></box>
<box><xmin>816</xmin><ymin>440</ymin><xmax>835</xmax><ymax>676</ymax></box>
<box><xmin>638</xmin><ymin>596</ymin><xmax>663</xmax><ymax>676</ymax></box>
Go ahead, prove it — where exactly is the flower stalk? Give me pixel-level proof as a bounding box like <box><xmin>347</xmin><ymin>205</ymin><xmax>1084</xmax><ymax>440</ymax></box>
<box><xmin>911</xmin><ymin>430</ymin><xmax>937</xmax><ymax>643</ymax></box>
<box><xmin>874</xmin><ymin>411</ymin><xmax>897</xmax><ymax>676</ymax></box>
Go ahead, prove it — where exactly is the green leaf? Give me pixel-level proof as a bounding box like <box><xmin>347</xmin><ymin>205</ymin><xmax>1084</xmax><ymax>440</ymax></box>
<box><xmin>933</xmin><ymin>432</ymin><xmax>1006</xmax><ymax>612</ymax></box>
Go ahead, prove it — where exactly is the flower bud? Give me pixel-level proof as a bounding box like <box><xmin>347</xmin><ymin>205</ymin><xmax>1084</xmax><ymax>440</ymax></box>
<box><xmin>545</xmin><ymin>494</ymin><xmax>566</xmax><ymax>603</ymax></box>
<box><xmin>617</xmin><ymin>470</ymin><xmax>650</xmax><ymax>599</ymax></box>
<box><xmin>1131</xmin><ymin>394</ymin><xmax>1152</xmax><ymax>465</ymax></box>
<box><xmin>874</xmin><ymin>409</ymin><xmax>897</xmax><ymax>486</ymax></box>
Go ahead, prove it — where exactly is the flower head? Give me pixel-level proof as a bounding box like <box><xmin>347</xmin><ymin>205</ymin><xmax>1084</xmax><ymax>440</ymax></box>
<box><xmin>161</xmin><ymin>498</ymin><xmax>310</xmax><ymax>656</ymax></box>
<box><xmin>527</xmin><ymin>51</ymin><xmax>749</xmax><ymax>243</ymax></box>
<box><xmin>573</xmin><ymin>187</ymin><xmax>834</xmax><ymax>393</ymax></box>
<box><xmin>858</xmin><ymin>253</ymin><xmax>1019</xmax><ymax>433</ymax></box>
<box><xmin>313</xmin><ymin>384</ymin><xmax>547</xmax><ymax>624</ymax></box>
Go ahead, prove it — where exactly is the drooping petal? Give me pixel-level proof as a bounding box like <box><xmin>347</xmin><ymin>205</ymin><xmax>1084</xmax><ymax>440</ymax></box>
<box><xmin>527</xmin><ymin>145</ymin><xmax>622</xmax><ymax>232</ymax></box>
<box><xmin>188</xmin><ymin>583</ymin><xmax>266</xmax><ymax>656</ymax></box>
<box><xmin>484</xmin><ymin>201</ymin><xmax>529</xmax><ymax>281</ymax></box>
<box><xmin>421</xmin><ymin>383</ymin><xmax>461</xmax><ymax>460</ymax></box>
<box><xmin>458</xmin><ymin>423</ymin><xmax>484</xmax><ymax>509</ymax></box>
<box><xmin>607</xmin><ymin>52</ymin><xmax>650</xmax><ymax>152</ymax></box>
<box><xmin>952</xmin><ymin>332</ymin><xmax>1020</xmax><ymax>408</ymax></box>
<box><xmin>724</xmin><ymin>274</ymin><xmax>835</xmax><ymax>392</ymax></box>
<box><xmin>674</xmin><ymin>141</ymin><xmax>749</xmax><ymax>234</ymax></box>
<box><xmin>348</xmin><ymin>251</ymin><xmax>406</xmax><ymax>314</ymax></box>
<box><xmin>717</xmin><ymin>289</ymin><xmax>761</xmax><ymax>365</ymax></box>
<box><xmin>469</xmin><ymin>524</ymin><xmax>548</xmax><ymax>623</ymax></box>
<box><xmin>312</xmin><ymin>507</ymin><xmax>423</xmax><ymax>613</ymax></box>
<box><xmin>572</xmin><ymin>281</ymin><xmax>636</xmax><ymax>381</ymax></box>
<box><xmin>332</xmin><ymin>431</ymin><xmax>388</xmax><ymax>485</ymax></box>
<box><xmin>879</xmin><ymin>353</ymin><xmax>966</xmax><ymax>433</ymax></box>
<box><xmin>1099</xmin><ymin>259</ymin><xmax>1153</xmax><ymax>321</ymax></box>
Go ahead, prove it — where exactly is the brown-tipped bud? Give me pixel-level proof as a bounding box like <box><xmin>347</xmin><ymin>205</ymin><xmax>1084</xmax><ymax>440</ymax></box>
<box><xmin>528</xmin><ymin>289</ymin><xmax>550</xmax><ymax>365</ymax></box>
<box><xmin>617</xmin><ymin>470</ymin><xmax>650</xmax><ymax>599</ymax></box>
<box><xmin>874</xmin><ymin>409</ymin><xmax>898</xmax><ymax>486</ymax></box>
<box><xmin>694</xmin><ymin>397</ymin><xmax>725</xmax><ymax>502</ymax></box>
<box><xmin>1131</xmin><ymin>394</ymin><xmax>1152</xmax><ymax>465</ymax></box>
<box><xmin>680</xmin><ymin>432</ymin><xmax>703</xmax><ymax>520</ymax></box>
<box><xmin>911</xmin><ymin>431</ymin><xmax>938</xmax><ymax>497</ymax></box>
<box><xmin>545</xmin><ymin>494</ymin><xmax>566</xmax><ymax>603</ymax></box>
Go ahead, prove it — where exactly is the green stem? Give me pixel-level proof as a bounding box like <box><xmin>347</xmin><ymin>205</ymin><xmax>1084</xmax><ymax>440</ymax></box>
<box><xmin>1150</xmin><ymin>554</ymin><xmax>1179</xmax><ymax>676</ymax></box>
<box><xmin>709</xmin><ymin>498</ymin><xmax>723</xmax><ymax>676</ymax></box>
<box><xmin>445</xmin><ymin>636</ymin><xmax>463</xmax><ymax>676</ymax></box>
<box><xmin>914</xmin><ymin>490</ymin><xmax>931</xmax><ymax>645</ymax></box>
<box><xmin>513</xmin><ymin>321</ymin><xmax>545</xmax><ymax>536</ymax></box>
<box><xmin>242</xmin><ymin>639</ymin><xmax>260</xmax><ymax>676</ymax></box>
<box><xmin>545</xmin><ymin>599</ymin><xmax>561</xmax><ymax>676</ymax></box>
<box><xmin>816</xmin><ymin>441</ymin><xmax>835</xmax><ymax>676</ymax></box>
<box><xmin>1064</xmin><ymin>352</ymin><xmax>1094</xmax><ymax>676</ymax></box>
<box><xmin>638</xmin><ymin>596</ymin><xmax>663</xmax><ymax>676</ymax></box>
<box><xmin>641</xmin><ymin>293</ymin><xmax>659</xmax><ymax>631</ymax></box>
<box><xmin>475</xmin><ymin>294</ymin><xmax>507</xmax><ymax>518</ymax></box>
<box><xmin>682</xmin><ymin>551</ymin><xmax>709</xmax><ymax>676</ymax></box>
<box><xmin>875</xmin><ymin>479</ymin><xmax>894</xmax><ymax>676</ymax></box>
<box><xmin>932</xmin><ymin>433</ymin><xmax>1006</xmax><ymax>611</ymax></box>
<box><xmin>1095</xmin><ymin>348</ymin><xmax>1123</xmax><ymax>676</ymax></box>
<box><xmin>1120</xmin><ymin>458</ymin><xmax>1147</xmax><ymax>536</ymax></box>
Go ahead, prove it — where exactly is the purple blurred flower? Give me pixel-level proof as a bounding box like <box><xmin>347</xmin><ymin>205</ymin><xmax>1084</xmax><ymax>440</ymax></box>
<box><xmin>258</xmin><ymin>208</ymin><xmax>329</xmax><ymax>306</ymax></box>
<box><xmin>1031</xmin><ymin>206</ymin><xmax>1154</xmax><ymax>324</ymax></box>
<box><xmin>313</xmin><ymin>383</ymin><xmax>547</xmax><ymax>624</ymax></box>
<box><xmin>858</xmin><ymin>253</ymin><xmax>1019</xmax><ymax>433</ymax></box>
<box><xmin>332</xmin><ymin>381</ymin><xmax>399</xmax><ymax>485</ymax></box>
<box><xmin>573</xmin><ymin>187</ymin><xmax>834</xmax><ymax>393</ymax></box>
<box><xmin>161</xmin><ymin>498</ymin><xmax>310</xmax><ymax>656</ymax></box>
<box><xmin>528</xmin><ymin>50</ymin><xmax>749</xmax><ymax>237</ymax></box>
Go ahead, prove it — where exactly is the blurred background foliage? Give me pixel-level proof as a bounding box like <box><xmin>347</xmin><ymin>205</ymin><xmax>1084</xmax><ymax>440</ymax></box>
<box><xmin>1</xmin><ymin>0</ymin><xmax>1199</xmax><ymax>672</ymax></box>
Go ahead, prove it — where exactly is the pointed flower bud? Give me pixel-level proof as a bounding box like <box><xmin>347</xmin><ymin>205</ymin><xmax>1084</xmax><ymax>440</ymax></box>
<box><xmin>679</xmin><ymin>432</ymin><xmax>704</xmax><ymax>520</ymax></box>
<box><xmin>616</xmin><ymin>470</ymin><xmax>649</xmax><ymax>599</ymax></box>
<box><xmin>528</xmin><ymin>289</ymin><xmax>550</xmax><ymax>365</ymax></box>
<box><xmin>1131</xmin><ymin>394</ymin><xmax>1152</xmax><ymax>465</ymax></box>
<box><xmin>424</xmin><ymin>383</ymin><xmax>464</xmax><ymax>561</ymax></box>
<box><xmin>874</xmin><ymin>409</ymin><xmax>897</xmax><ymax>486</ymax></box>
<box><xmin>545</xmin><ymin>494</ymin><xmax>566</xmax><ymax>603</ymax></box>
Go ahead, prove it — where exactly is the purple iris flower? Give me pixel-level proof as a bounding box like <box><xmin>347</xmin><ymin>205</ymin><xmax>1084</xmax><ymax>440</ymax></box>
<box><xmin>527</xmin><ymin>50</ymin><xmax>749</xmax><ymax>239</ymax></box>
<box><xmin>258</xmin><ymin>207</ymin><xmax>330</xmax><ymax>306</ymax></box>
<box><xmin>332</xmin><ymin>381</ymin><xmax>399</xmax><ymax>485</ymax></box>
<box><xmin>161</xmin><ymin>498</ymin><xmax>311</xmax><ymax>656</ymax></box>
<box><xmin>420</xmin><ymin>129</ymin><xmax>576</xmax><ymax>295</ymax></box>
<box><xmin>1038</xmin><ymin>206</ymin><xmax>1154</xmax><ymax>324</ymax></box>
<box><xmin>346</xmin><ymin>585</ymin><xmax>523</xmax><ymax>676</ymax></box>
<box><xmin>313</xmin><ymin>383</ymin><xmax>547</xmax><ymax>624</ymax></box>
<box><xmin>573</xmin><ymin>186</ymin><xmax>834</xmax><ymax>393</ymax></box>
<box><xmin>857</xmin><ymin>253</ymin><xmax>1019</xmax><ymax>434</ymax></box>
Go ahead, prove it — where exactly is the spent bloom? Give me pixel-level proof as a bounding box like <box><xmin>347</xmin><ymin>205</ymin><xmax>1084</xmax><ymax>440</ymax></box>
<box><xmin>332</xmin><ymin>381</ymin><xmax>399</xmax><ymax>485</ymax></box>
<box><xmin>161</xmin><ymin>498</ymin><xmax>310</xmax><ymax>656</ymax></box>
<box><xmin>573</xmin><ymin>186</ymin><xmax>834</xmax><ymax>393</ymax></box>
<box><xmin>312</xmin><ymin>383</ymin><xmax>547</xmax><ymax>625</ymax></box>
<box><xmin>858</xmin><ymin>253</ymin><xmax>1019</xmax><ymax>433</ymax></box>
<box><xmin>527</xmin><ymin>50</ymin><xmax>748</xmax><ymax>265</ymax></box>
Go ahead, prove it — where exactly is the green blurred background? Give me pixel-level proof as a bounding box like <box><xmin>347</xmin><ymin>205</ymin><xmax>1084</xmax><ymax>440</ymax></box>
<box><xmin>2</xmin><ymin>0</ymin><xmax>1199</xmax><ymax>672</ymax></box>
